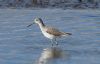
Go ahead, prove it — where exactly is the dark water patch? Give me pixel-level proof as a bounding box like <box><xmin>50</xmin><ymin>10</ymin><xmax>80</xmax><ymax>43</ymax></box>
<box><xmin>65</xmin><ymin>49</ymin><xmax>100</xmax><ymax>57</ymax></box>
<box><xmin>94</xmin><ymin>32</ymin><xmax>100</xmax><ymax>36</ymax></box>
<box><xmin>95</xmin><ymin>22</ymin><xmax>100</xmax><ymax>24</ymax></box>
<box><xmin>82</xmin><ymin>14</ymin><xmax>100</xmax><ymax>18</ymax></box>
<box><xmin>61</xmin><ymin>17</ymin><xmax>75</xmax><ymax>21</ymax></box>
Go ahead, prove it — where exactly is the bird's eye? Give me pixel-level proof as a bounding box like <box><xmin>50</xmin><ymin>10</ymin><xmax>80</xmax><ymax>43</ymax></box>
<box><xmin>36</xmin><ymin>19</ymin><xmax>38</xmax><ymax>21</ymax></box>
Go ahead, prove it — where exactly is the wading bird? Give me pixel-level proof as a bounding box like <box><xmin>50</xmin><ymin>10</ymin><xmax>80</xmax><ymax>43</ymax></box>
<box><xmin>27</xmin><ymin>18</ymin><xmax>72</xmax><ymax>46</ymax></box>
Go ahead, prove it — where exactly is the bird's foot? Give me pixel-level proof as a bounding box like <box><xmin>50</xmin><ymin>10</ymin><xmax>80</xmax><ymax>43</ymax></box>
<box><xmin>56</xmin><ymin>43</ymin><xmax>58</xmax><ymax>46</ymax></box>
<box><xmin>55</xmin><ymin>42</ymin><xmax>58</xmax><ymax>46</ymax></box>
<box><xmin>51</xmin><ymin>43</ymin><xmax>58</xmax><ymax>47</ymax></box>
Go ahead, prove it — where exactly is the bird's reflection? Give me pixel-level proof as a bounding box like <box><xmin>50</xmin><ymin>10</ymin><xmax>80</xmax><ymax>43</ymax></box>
<box><xmin>38</xmin><ymin>46</ymin><xmax>69</xmax><ymax>64</ymax></box>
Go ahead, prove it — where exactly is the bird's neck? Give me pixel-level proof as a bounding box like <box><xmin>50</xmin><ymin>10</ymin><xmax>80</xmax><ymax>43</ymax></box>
<box><xmin>38</xmin><ymin>22</ymin><xmax>45</xmax><ymax>30</ymax></box>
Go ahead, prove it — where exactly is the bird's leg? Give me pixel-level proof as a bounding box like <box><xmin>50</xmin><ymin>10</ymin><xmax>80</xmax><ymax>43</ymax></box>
<box><xmin>51</xmin><ymin>39</ymin><xmax>54</xmax><ymax>46</ymax></box>
<box><xmin>54</xmin><ymin>38</ymin><xmax>58</xmax><ymax>45</ymax></box>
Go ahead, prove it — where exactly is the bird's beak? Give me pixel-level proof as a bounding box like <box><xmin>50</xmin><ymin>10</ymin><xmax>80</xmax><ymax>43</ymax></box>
<box><xmin>27</xmin><ymin>22</ymin><xmax>35</xmax><ymax>27</ymax></box>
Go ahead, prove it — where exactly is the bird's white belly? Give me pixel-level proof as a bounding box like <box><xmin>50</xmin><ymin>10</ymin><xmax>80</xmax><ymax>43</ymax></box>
<box><xmin>42</xmin><ymin>31</ymin><xmax>54</xmax><ymax>39</ymax></box>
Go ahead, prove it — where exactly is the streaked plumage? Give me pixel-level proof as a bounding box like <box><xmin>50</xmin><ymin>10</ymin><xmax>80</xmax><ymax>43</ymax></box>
<box><xmin>45</xmin><ymin>27</ymin><xmax>71</xmax><ymax>36</ymax></box>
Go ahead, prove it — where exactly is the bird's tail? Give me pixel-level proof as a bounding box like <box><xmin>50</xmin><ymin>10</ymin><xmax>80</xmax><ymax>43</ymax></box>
<box><xmin>65</xmin><ymin>32</ymin><xmax>72</xmax><ymax>35</ymax></box>
<box><xmin>62</xmin><ymin>32</ymin><xmax>72</xmax><ymax>36</ymax></box>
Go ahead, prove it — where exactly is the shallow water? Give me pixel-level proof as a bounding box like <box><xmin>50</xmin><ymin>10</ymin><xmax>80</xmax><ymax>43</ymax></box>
<box><xmin>0</xmin><ymin>9</ymin><xmax>100</xmax><ymax>64</ymax></box>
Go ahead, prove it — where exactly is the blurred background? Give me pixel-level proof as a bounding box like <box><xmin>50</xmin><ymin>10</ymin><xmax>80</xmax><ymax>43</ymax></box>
<box><xmin>0</xmin><ymin>0</ymin><xmax>100</xmax><ymax>9</ymax></box>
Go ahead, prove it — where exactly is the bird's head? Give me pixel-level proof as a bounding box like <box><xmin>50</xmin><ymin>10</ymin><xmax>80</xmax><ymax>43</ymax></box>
<box><xmin>34</xmin><ymin>18</ymin><xmax>43</xmax><ymax>24</ymax></box>
<box><xmin>27</xmin><ymin>18</ymin><xmax>44</xmax><ymax>27</ymax></box>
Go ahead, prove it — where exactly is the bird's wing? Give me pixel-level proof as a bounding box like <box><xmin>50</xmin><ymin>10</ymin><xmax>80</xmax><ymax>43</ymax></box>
<box><xmin>45</xmin><ymin>27</ymin><xmax>63</xmax><ymax>36</ymax></box>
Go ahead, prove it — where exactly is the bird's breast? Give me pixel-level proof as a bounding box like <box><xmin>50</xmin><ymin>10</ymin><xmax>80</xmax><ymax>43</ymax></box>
<box><xmin>41</xmin><ymin>30</ymin><xmax>54</xmax><ymax>39</ymax></box>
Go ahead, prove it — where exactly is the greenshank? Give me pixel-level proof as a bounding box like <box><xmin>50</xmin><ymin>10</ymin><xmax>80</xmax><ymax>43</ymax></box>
<box><xmin>27</xmin><ymin>18</ymin><xmax>72</xmax><ymax>46</ymax></box>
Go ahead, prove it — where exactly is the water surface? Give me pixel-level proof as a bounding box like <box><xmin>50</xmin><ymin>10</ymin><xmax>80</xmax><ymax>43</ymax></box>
<box><xmin>0</xmin><ymin>9</ymin><xmax>100</xmax><ymax>64</ymax></box>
